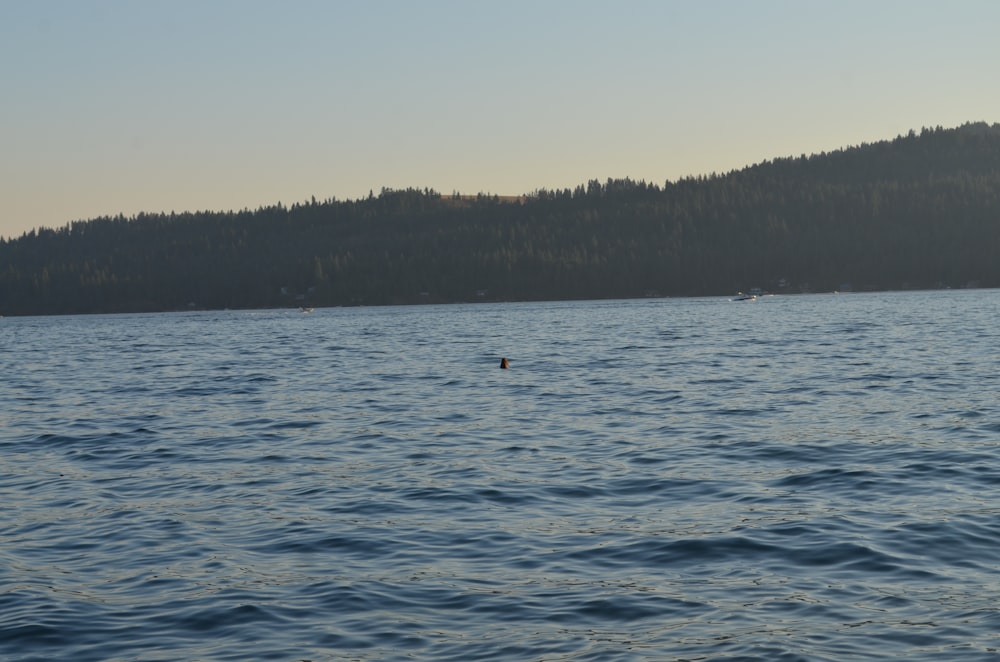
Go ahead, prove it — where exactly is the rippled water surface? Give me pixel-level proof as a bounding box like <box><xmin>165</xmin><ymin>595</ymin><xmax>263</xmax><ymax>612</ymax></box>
<box><xmin>3</xmin><ymin>291</ymin><xmax>1000</xmax><ymax>660</ymax></box>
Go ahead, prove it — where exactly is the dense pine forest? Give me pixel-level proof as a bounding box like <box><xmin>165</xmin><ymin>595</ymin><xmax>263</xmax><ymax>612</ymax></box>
<box><xmin>3</xmin><ymin>122</ymin><xmax>1000</xmax><ymax>316</ymax></box>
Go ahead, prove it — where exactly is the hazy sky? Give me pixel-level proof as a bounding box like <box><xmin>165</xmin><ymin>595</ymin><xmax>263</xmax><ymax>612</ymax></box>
<box><xmin>2</xmin><ymin>0</ymin><xmax>998</xmax><ymax>239</ymax></box>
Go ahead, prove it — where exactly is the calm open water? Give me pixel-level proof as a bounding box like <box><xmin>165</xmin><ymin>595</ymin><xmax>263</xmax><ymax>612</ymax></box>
<box><xmin>3</xmin><ymin>291</ymin><xmax>1000</xmax><ymax>661</ymax></box>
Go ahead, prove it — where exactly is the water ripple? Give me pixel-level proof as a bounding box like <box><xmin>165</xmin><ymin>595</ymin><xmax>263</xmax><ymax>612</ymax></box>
<box><xmin>3</xmin><ymin>293</ymin><xmax>1000</xmax><ymax>660</ymax></box>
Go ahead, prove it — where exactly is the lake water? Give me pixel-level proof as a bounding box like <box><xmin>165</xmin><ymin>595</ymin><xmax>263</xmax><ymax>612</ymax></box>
<box><xmin>2</xmin><ymin>291</ymin><xmax>1000</xmax><ymax>661</ymax></box>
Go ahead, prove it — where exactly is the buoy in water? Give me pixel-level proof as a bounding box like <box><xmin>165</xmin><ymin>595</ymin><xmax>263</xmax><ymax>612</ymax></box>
<box><xmin>500</xmin><ymin>357</ymin><xmax>509</xmax><ymax>369</ymax></box>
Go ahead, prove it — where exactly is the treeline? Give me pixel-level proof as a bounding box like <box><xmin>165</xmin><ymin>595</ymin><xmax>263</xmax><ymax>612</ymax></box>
<box><xmin>3</xmin><ymin>122</ymin><xmax>1000</xmax><ymax>315</ymax></box>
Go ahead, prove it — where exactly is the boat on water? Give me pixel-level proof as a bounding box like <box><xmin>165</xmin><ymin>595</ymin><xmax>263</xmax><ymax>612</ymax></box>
<box><xmin>731</xmin><ymin>292</ymin><xmax>757</xmax><ymax>301</ymax></box>
<box><xmin>299</xmin><ymin>307</ymin><xmax>314</xmax><ymax>314</ymax></box>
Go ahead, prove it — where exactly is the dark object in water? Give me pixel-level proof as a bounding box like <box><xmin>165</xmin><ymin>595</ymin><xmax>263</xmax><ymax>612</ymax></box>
<box><xmin>500</xmin><ymin>357</ymin><xmax>509</xmax><ymax>369</ymax></box>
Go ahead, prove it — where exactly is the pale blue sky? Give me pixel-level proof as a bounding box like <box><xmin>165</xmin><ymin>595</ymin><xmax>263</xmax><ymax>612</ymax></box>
<box><xmin>2</xmin><ymin>0</ymin><xmax>998</xmax><ymax>238</ymax></box>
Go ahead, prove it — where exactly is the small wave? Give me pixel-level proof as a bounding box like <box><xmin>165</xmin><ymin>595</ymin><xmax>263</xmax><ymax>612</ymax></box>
<box><xmin>771</xmin><ymin>467</ymin><xmax>881</xmax><ymax>490</ymax></box>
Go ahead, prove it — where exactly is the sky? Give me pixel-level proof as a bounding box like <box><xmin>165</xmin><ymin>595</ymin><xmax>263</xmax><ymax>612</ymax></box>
<box><xmin>2</xmin><ymin>0</ymin><xmax>998</xmax><ymax>239</ymax></box>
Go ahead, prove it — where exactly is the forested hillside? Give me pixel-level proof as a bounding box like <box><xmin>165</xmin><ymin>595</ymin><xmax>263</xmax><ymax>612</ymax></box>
<box><xmin>3</xmin><ymin>122</ymin><xmax>1000</xmax><ymax>315</ymax></box>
